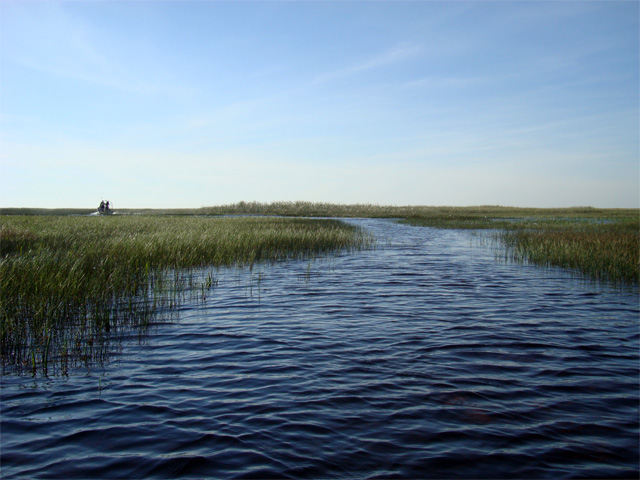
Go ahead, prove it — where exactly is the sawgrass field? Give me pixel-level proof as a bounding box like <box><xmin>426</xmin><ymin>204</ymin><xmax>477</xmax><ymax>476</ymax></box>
<box><xmin>1</xmin><ymin>203</ymin><xmax>637</xmax><ymax>374</ymax></box>
<box><xmin>0</xmin><ymin>214</ymin><xmax>371</xmax><ymax>374</ymax></box>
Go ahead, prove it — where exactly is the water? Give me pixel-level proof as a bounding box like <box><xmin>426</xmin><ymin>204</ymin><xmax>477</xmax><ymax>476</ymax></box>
<box><xmin>2</xmin><ymin>219</ymin><xmax>638</xmax><ymax>479</ymax></box>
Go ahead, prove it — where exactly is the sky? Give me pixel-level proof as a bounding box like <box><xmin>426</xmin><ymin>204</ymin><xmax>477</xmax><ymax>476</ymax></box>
<box><xmin>1</xmin><ymin>0</ymin><xmax>638</xmax><ymax>209</ymax></box>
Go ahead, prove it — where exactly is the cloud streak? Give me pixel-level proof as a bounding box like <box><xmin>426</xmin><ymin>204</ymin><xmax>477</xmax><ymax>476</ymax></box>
<box><xmin>310</xmin><ymin>43</ymin><xmax>422</xmax><ymax>85</ymax></box>
<box><xmin>1</xmin><ymin>1</ymin><xmax>637</xmax><ymax>208</ymax></box>
<box><xmin>2</xmin><ymin>2</ymin><xmax>188</xmax><ymax>96</ymax></box>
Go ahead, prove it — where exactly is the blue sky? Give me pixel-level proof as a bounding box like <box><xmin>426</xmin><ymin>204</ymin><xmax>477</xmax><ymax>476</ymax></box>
<box><xmin>1</xmin><ymin>1</ymin><xmax>638</xmax><ymax>208</ymax></box>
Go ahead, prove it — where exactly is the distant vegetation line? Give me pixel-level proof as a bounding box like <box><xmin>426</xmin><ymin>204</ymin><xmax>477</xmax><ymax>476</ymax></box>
<box><xmin>1</xmin><ymin>200</ymin><xmax>637</xmax><ymax>284</ymax></box>
<box><xmin>1</xmin><ymin>202</ymin><xmax>637</xmax><ymax>374</ymax></box>
<box><xmin>1</xmin><ymin>201</ymin><xmax>637</xmax><ymax>218</ymax></box>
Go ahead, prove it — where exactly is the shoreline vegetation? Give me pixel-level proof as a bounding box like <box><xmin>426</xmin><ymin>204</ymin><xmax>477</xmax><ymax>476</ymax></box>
<box><xmin>2</xmin><ymin>202</ymin><xmax>637</xmax><ymax>284</ymax></box>
<box><xmin>1</xmin><ymin>202</ymin><xmax>638</xmax><ymax>375</ymax></box>
<box><xmin>2</xmin><ymin>201</ymin><xmax>638</xmax><ymax>219</ymax></box>
<box><xmin>0</xmin><ymin>215</ymin><xmax>372</xmax><ymax>374</ymax></box>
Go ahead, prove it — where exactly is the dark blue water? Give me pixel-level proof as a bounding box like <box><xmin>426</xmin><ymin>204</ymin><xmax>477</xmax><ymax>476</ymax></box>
<box><xmin>2</xmin><ymin>219</ymin><xmax>638</xmax><ymax>479</ymax></box>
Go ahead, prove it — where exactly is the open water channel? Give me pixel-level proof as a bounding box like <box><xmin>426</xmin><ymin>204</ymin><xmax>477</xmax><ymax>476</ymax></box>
<box><xmin>1</xmin><ymin>219</ymin><xmax>638</xmax><ymax>479</ymax></box>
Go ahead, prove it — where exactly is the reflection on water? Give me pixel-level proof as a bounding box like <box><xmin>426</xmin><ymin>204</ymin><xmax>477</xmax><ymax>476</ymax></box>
<box><xmin>1</xmin><ymin>219</ymin><xmax>638</xmax><ymax>479</ymax></box>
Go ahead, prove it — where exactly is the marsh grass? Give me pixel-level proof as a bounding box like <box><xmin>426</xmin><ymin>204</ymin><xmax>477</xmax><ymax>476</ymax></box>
<box><xmin>2</xmin><ymin>203</ymin><xmax>637</xmax><ymax>374</ymax></box>
<box><xmin>200</xmin><ymin>203</ymin><xmax>637</xmax><ymax>285</ymax></box>
<box><xmin>498</xmin><ymin>220</ymin><xmax>639</xmax><ymax>285</ymax></box>
<box><xmin>202</xmin><ymin>202</ymin><xmax>636</xmax><ymax>285</ymax></box>
<box><xmin>198</xmin><ymin>201</ymin><xmax>637</xmax><ymax>222</ymax></box>
<box><xmin>399</xmin><ymin>210</ymin><xmax>638</xmax><ymax>285</ymax></box>
<box><xmin>4</xmin><ymin>202</ymin><xmax>635</xmax><ymax>222</ymax></box>
<box><xmin>1</xmin><ymin>215</ymin><xmax>371</xmax><ymax>375</ymax></box>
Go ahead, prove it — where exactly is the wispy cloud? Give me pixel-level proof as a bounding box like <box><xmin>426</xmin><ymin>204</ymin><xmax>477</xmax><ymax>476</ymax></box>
<box><xmin>402</xmin><ymin>75</ymin><xmax>491</xmax><ymax>90</ymax></box>
<box><xmin>311</xmin><ymin>43</ymin><xmax>422</xmax><ymax>85</ymax></box>
<box><xmin>2</xmin><ymin>2</ymin><xmax>189</xmax><ymax>97</ymax></box>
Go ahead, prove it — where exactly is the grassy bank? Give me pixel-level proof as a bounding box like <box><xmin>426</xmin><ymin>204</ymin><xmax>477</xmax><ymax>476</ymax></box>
<box><xmin>2</xmin><ymin>203</ymin><xmax>637</xmax><ymax>374</ymax></box>
<box><xmin>497</xmin><ymin>221</ymin><xmax>639</xmax><ymax>285</ymax></box>
<box><xmin>198</xmin><ymin>203</ymin><xmax>638</xmax><ymax>285</ymax></box>
<box><xmin>3</xmin><ymin>202</ymin><xmax>636</xmax><ymax>222</ymax></box>
<box><xmin>1</xmin><ymin>215</ymin><xmax>372</xmax><ymax>374</ymax></box>
<box><xmin>2</xmin><ymin>203</ymin><xmax>637</xmax><ymax>285</ymax></box>
<box><xmin>399</xmin><ymin>209</ymin><xmax>638</xmax><ymax>285</ymax></box>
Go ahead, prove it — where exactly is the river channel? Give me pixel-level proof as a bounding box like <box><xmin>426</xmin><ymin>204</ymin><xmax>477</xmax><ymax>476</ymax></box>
<box><xmin>1</xmin><ymin>218</ymin><xmax>638</xmax><ymax>478</ymax></box>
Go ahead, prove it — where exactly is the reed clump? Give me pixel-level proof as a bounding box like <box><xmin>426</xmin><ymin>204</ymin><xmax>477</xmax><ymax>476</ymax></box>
<box><xmin>1</xmin><ymin>215</ymin><xmax>371</xmax><ymax>375</ymax></box>
<box><xmin>204</xmin><ymin>203</ymin><xmax>638</xmax><ymax>285</ymax></box>
<box><xmin>498</xmin><ymin>220</ymin><xmax>639</xmax><ymax>285</ymax></box>
<box><xmin>199</xmin><ymin>201</ymin><xmax>596</xmax><ymax>219</ymax></box>
<box><xmin>4</xmin><ymin>202</ymin><xmax>635</xmax><ymax>223</ymax></box>
<box><xmin>2</xmin><ymin>203</ymin><xmax>637</xmax><ymax>376</ymax></box>
<box><xmin>399</xmin><ymin>209</ymin><xmax>638</xmax><ymax>285</ymax></box>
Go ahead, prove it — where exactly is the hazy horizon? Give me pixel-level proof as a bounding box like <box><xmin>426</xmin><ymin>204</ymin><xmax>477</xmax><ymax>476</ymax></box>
<box><xmin>1</xmin><ymin>201</ymin><xmax>637</xmax><ymax>212</ymax></box>
<box><xmin>2</xmin><ymin>1</ymin><xmax>638</xmax><ymax>209</ymax></box>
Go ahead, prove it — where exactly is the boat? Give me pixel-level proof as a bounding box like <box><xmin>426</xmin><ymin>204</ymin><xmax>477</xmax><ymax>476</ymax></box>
<box><xmin>97</xmin><ymin>200</ymin><xmax>114</xmax><ymax>215</ymax></box>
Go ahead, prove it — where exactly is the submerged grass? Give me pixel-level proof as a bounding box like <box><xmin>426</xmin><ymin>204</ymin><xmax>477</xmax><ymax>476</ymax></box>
<box><xmin>399</xmin><ymin>208</ymin><xmax>639</xmax><ymax>286</ymax></box>
<box><xmin>2</xmin><ymin>202</ymin><xmax>637</xmax><ymax>374</ymax></box>
<box><xmin>497</xmin><ymin>221</ymin><xmax>639</xmax><ymax>285</ymax></box>
<box><xmin>196</xmin><ymin>202</ymin><xmax>638</xmax><ymax>285</ymax></box>
<box><xmin>1</xmin><ymin>215</ymin><xmax>372</xmax><ymax>374</ymax></box>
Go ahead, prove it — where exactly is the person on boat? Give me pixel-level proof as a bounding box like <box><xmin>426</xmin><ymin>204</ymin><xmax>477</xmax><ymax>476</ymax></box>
<box><xmin>105</xmin><ymin>201</ymin><xmax>110</xmax><ymax>212</ymax></box>
<box><xmin>99</xmin><ymin>200</ymin><xmax>105</xmax><ymax>212</ymax></box>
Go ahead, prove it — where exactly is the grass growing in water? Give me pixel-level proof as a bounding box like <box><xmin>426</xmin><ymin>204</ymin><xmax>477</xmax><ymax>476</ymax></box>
<box><xmin>498</xmin><ymin>220</ymin><xmax>639</xmax><ymax>285</ymax></box>
<box><xmin>399</xmin><ymin>209</ymin><xmax>638</xmax><ymax>285</ymax></box>
<box><xmin>1</xmin><ymin>215</ymin><xmax>372</xmax><ymax>375</ymax></box>
<box><xmin>196</xmin><ymin>202</ymin><xmax>638</xmax><ymax>284</ymax></box>
<box><xmin>2</xmin><ymin>203</ymin><xmax>637</xmax><ymax>375</ymax></box>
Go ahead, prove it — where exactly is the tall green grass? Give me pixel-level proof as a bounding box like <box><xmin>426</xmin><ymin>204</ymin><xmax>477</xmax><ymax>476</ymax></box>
<box><xmin>3</xmin><ymin>202</ymin><xmax>635</xmax><ymax>222</ymax></box>
<box><xmin>201</xmin><ymin>203</ymin><xmax>638</xmax><ymax>285</ymax></box>
<box><xmin>498</xmin><ymin>220</ymin><xmax>639</xmax><ymax>285</ymax></box>
<box><xmin>399</xmin><ymin>209</ymin><xmax>638</xmax><ymax>285</ymax></box>
<box><xmin>1</xmin><ymin>215</ymin><xmax>372</xmax><ymax>375</ymax></box>
<box><xmin>198</xmin><ymin>201</ymin><xmax>637</xmax><ymax>220</ymax></box>
<box><xmin>2</xmin><ymin>203</ymin><xmax>637</xmax><ymax>375</ymax></box>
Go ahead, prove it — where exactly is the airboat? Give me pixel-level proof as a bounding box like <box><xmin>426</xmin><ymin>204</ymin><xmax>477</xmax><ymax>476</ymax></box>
<box><xmin>97</xmin><ymin>200</ymin><xmax>114</xmax><ymax>215</ymax></box>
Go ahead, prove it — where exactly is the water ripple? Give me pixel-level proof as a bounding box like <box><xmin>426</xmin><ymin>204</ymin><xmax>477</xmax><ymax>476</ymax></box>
<box><xmin>1</xmin><ymin>219</ymin><xmax>638</xmax><ymax>478</ymax></box>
